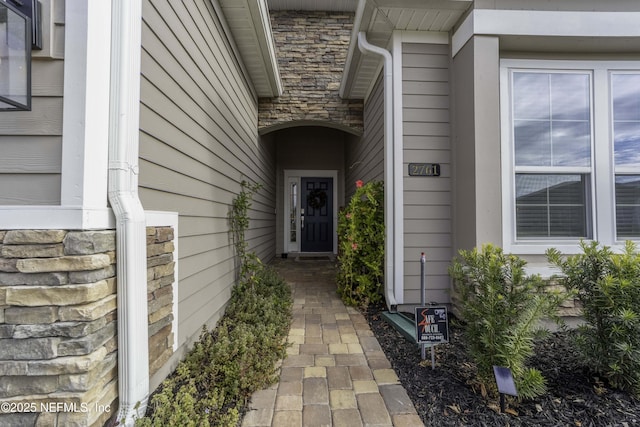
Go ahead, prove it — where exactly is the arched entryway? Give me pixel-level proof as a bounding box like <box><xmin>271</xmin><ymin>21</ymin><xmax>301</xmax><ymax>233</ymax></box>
<box><xmin>261</xmin><ymin>123</ymin><xmax>360</xmax><ymax>257</ymax></box>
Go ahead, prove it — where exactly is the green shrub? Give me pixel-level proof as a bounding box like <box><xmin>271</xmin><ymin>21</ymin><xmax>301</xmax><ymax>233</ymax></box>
<box><xmin>337</xmin><ymin>180</ymin><xmax>385</xmax><ymax>307</ymax></box>
<box><xmin>136</xmin><ymin>181</ymin><xmax>292</xmax><ymax>426</ymax></box>
<box><xmin>135</xmin><ymin>363</ymin><xmax>238</xmax><ymax>427</ymax></box>
<box><xmin>449</xmin><ymin>244</ymin><xmax>564</xmax><ymax>399</ymax></box>
<box><xmin>136</xmin><ymin>266</ymin><xmax>292</xmax><ymax>427</ymax></box>
<box><xmin>547</xmin><ymin>240</ymin><xmax>640</xmax><ymax>395</ymax></box>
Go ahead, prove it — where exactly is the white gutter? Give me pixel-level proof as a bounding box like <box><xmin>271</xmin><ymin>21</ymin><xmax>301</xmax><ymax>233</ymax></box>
<box><xmin>357</xmin><ymin>32</ymin><xmax>398</xmax><ymax>311</ymax></box>
<box><xmin>251</xmin><ymin>0</ymin><xmax>283</xmax><ymax>96</ymax></box>
<box><xmin>108</xmin><ymin>0</ymin><xmax>149</xmax><ymax>425</ymax></box>
<box><xmin>338</xmin><ymin>0</ymin><xmax>367</xmax><ymax>99</ymax></box>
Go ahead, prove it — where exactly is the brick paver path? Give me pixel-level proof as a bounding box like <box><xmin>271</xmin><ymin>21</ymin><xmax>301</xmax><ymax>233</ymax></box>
<box><xmin>241</xmin><ymin>258</ymin><xmax>424</xmax><ymax>427</ymax></box>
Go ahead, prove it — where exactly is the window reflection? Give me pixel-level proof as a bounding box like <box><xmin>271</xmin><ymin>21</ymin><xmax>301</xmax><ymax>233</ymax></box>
<box><xmin>612</xmin><ymin>74</ymin><xmax>640</xmax><ymax>238</ymax></box>
<box><xmin>290</xmin><ymin>182</ymin><xmax>297</xmax><ymax>243</ymax></box>
<box><xmin>513</xmin><ymin>72</ymin><xmax>591</xmax><ymax>167</ymax></box>
<box><xmin>612</xmin><ymin>74</ymin><xmax>640</xmax><ymax>168</ymax></box>
<box><xmin>0</xmin><ymin>3</ymin><xmax>31</xmax><ymax>110</ymax></box>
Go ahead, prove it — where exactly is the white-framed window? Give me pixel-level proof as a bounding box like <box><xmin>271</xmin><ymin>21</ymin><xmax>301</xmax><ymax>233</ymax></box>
<box><xmin>611</xmin><ymin>73</ymin><xmax>640</xmax><ymax>239</ymax></box>
<box><xmin>501</xmin><ymin>60</ymin><xmax>640</xmax><ymax>253</ymax></box>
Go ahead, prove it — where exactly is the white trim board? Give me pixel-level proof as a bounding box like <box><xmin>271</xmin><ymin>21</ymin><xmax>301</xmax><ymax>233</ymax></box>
<box><xmin>0</xmin><ymin>207</ymin><xmax>115</xmax><ymax>230</ymax></box>
<box><xmin>453</xmin><ymin>10</ymin><xmax>640</xmax><ymax>57</ymax></box>
<box><xmin>60</xmin><ymin>1</ymin><xmax>111</xmax><ymax>209</ymax></box>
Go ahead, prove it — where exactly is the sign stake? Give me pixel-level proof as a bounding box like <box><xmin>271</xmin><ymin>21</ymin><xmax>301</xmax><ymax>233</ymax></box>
<box><xmin>493</xmin><ymin>366</ymin><xmax>518</xmax><ymax>413</ymax></box>
<box><xmin>416</xmin><ymin>253</ymin><xmax>448</xmax><ymax>369</ymax></box>
<box><xmin>420</xmin><ymin>253</ymin><xmax>426</xmax><ymax>361</ymax></box>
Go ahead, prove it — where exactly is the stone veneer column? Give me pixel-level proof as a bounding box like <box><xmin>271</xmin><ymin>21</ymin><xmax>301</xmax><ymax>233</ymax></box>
<box><xmin>0</xmin><ymin>227</ymin><xmax>177</xmax><ymax>426</ymax></box>
<box><xmin>0</xmin><ymin>230</ymin><xmax>118</xmax><ymax>427</ymax></box>
<box><xmin>146</xmin><ymin>226</ymin><xmax>175</xmax><ymax>379</ymax></box>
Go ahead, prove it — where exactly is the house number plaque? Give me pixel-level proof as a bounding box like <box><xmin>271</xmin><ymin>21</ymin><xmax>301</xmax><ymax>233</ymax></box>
<box><xmin>408</xmin><ymin>163</ymin><xmax>440</xmax><ymax>177</ymax></box>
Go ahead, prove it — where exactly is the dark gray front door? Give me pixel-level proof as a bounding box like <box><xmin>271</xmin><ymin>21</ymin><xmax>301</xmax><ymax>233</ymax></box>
<box><xmin>301</xmin><ymin>177</ymin><xmax>333</xmax><ymax>252</ymax></box>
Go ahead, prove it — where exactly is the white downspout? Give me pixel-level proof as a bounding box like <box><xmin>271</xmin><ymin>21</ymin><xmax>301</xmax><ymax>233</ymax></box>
<box><xmin>357</xmin><ymin>32</ymin><xmax>398</xmax><ymax>311</ymax></box>
<box><xmin>108</xmin><ymin>0</ymin><xmax>149</xmax><ymax>425</ymax></box>
<box><xmin>391</xmin><ymin>34</ymin><xmax>404</xmax><ymax>305</ymax></box>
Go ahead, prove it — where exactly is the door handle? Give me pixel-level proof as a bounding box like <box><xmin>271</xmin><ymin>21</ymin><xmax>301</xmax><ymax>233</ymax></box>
<box><xmin>301</xmin><ymin>214</ymin><xmax>304</xmax><ymax>229</ymax></box>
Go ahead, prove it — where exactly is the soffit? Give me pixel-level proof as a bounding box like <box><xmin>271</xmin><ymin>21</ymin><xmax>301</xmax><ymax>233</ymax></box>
<box><xmin>219</xmin><ymin>0</ymin><xmax>282</xmax><ymax>98</ymax></box>
<box><xmin>341</xmin><ymin>0</ymin><xmax>472</xmax><ymax>99</ymax></box>
<box><xmin>267</xmin><ymin>0</ymin><xmax>358</xmax><ymax>11</ymax></box>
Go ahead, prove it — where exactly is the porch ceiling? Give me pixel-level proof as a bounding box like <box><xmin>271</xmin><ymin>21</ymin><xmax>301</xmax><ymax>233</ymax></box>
<box><xmin>267</xmin><ymin>0</ymin><xmax>358</xmax><ymax>11</ymax></box>
<box><xmin>340</xmin><ymin>0</ymin><xmax>472</xmax><ymax>99</ymax></box>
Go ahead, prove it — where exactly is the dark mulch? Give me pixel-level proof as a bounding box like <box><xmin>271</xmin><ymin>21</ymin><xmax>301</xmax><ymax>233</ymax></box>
<box><xmin>365</xmin><ymin>308</ymin><xmax>640</xmax><ymax>427</ymax></box>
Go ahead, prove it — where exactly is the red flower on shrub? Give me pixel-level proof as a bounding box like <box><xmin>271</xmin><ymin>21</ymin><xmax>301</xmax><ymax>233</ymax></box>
<box><xmin>351</xmin><ymin>242</ymin><xmax>358</xmax><ymax>250</ymax></box>
<box><xmin>356</xmin><ymin>180</ymin><xmax>364</xmax><ymax>188</ymax></box>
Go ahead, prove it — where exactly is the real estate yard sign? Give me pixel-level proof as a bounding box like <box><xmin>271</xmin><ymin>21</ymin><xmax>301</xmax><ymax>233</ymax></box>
<box><xmin>415</xmin><ymin>306</ymin><xmax>449</xmax><ymax>344</ymax></box>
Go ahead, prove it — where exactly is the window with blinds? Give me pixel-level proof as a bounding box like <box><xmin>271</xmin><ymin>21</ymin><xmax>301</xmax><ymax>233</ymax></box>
<box><xmin>503</xmin><ymin>61</ymin><xmax>640</xmax><ymax>247</ymax></box>
<box><xmin>511</xmin><ymin>71</ymin><xmax>592</xmax><ymax>239</ymax></box>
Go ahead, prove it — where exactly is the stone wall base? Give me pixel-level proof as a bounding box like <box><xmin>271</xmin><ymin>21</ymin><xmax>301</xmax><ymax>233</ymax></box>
<box><xmin>0</xmin><ymin>230</ymin><xmax>118</xmax><ymax>426</ymax></box>
<box><xmin>0</xmin><ymin>226</ymin><xmax>176</xmax><ymax>426</ymax></box>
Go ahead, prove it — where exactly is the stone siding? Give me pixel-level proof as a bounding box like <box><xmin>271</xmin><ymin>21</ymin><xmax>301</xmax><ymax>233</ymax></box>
<box><xmin>0</xmin><ymin>226</ymin><xmax>176</xmax><ymax>426</ymax></box>
<box><xmin>258</xmin><ymin>11</ymin><xmax>363</xmax><ymax>132</ymax></box>
<box><xmin>0</xmin><ymin>230</ymin><xmax>118</xmax><ymax>427</ymax></box>
<box><xmin>146</xmin><ymin>226</ymin><xmax>175</xmax><ymax>378</ymax></box>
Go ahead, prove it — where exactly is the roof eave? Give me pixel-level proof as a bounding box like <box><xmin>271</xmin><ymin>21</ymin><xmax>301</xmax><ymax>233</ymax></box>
<box><xmin>219</xmin><ymin>0</ymin><xmax>283</xmax><ymax>98</ymax></box>
<box><xmin>340</xmin><ymin>0</ymin><xmax>388</xmax><ymax>100</ymax></box>
<box><xmin>249</xmin><ymin>0</ymin><xmax>283</xmax><ymax>97</ymax></box>
<box><xmin>340</xmin><ymin>0</ymin><xmax>472</xmax><ymax>100</ymax></box>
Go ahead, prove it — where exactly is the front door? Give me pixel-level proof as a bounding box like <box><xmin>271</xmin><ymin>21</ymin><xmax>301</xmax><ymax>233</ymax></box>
<box><xmin>301</xmin><ymin>177</ymin><xmax>333</xmax><ymax>252</ymax></box>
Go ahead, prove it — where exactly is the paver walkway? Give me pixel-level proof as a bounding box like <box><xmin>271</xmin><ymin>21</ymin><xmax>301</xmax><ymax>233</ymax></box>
<box><xmin>241</xmin><ymin>258</ymin><xmax>424</xmax><ymax>427</ymax></box>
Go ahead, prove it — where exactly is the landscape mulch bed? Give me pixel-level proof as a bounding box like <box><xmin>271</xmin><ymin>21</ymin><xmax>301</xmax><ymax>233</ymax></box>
<box><xmin>365</xmin><ymin>308</ymin><xmax>639</xmax><ymax>427</ymax></box>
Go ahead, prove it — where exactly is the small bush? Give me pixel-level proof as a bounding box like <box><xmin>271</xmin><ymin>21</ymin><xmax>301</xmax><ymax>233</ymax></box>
<box><xmin>136</xmin><ymin>266</ymin><xmax>292</xmax><ymax>427</ymax></box>
<box><xmin>337</xmin><ymin>180</ymin><xmax>385</xmax><ymax>307</ymax></box>
<box><xmin>449</xmin><ymin>244</ymin><xmax>564</xmax><ymax>399</ymax></box>
<box><xmin>547</xmin><ymin>240</ymin><xmax>640</xmax><ymax>395</ymax></box>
